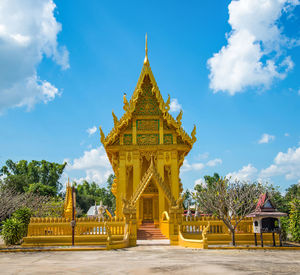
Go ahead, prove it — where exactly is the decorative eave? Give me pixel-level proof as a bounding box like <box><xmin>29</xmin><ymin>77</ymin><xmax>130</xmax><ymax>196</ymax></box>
<box><xmin>247</xmin><ymin>211</ymin><xmax>287</xmax><ymax>218</ymax></box>
<box><xmin>99</xmin><ymin>36</ymin><xmax>196</xmax><ymax>149</ymax></box>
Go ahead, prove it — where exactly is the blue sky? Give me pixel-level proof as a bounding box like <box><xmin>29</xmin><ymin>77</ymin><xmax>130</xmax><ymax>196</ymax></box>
<box><xmin>0</xmin><ymin>0</ymin><xmax>299</xmax><ymax>192</ymax></box>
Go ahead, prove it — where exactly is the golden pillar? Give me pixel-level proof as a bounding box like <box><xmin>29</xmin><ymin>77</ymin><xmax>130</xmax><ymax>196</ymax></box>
<box><xmin>157</xmin><ymin>151</ymin><xmax>165</xmax><ymax>221</ymax></box>
<box><xmin>117</xmin><ymin>152</ymin><xmax>126</xmax><ymax>217</ymax></box>
<box><xmin>171</xmin><ymin>151</ymin><xmax>179</xmax><ymax>200</ymax></box>
<box><xmin>133</xmin><ymin>151</ymin><xmax>141</xmax><ymax>221</ymax></box>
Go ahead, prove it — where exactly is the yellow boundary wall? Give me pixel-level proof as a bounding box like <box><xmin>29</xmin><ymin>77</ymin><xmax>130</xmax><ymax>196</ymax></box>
<box><xmin>21</xmin><ymin>214</ymin><xmax>290</xmax><ymax>250</ymax></box>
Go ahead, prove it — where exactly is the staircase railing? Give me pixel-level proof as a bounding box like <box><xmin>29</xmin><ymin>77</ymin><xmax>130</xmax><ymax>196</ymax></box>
<box><xmin>130</xmin><ymin>165</ymin><xmax>153</xmax><ymax>205</ymax></box>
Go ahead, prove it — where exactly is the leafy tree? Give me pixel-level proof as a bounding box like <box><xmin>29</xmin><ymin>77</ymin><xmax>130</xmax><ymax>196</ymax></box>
<box><xmin>194</xmin><ymin>175</ymin><xmax>264</xmax><ymax>246</ymax></box>
<box><xmin>285</xmin><ymin>184</ymin><xmax>300</xmax><ymax>202</ymax></box>
<box><xmin>12</xmin><ymin>207</ymin><xmax>33</xmax><ymax>229</ymax></box>
<box><xmin>27</xmin><ymin>182</ymin><xmax>57</xmax><ymax>197</ymax></box>
<box><xmin>0</xmin><ymin>159</ymin><xmax>66</xmax><ymax>195</ymax></box>
<box><xmin>266</xmin><ymin>185</ymin><xmax>289</xmax><ymax>213</ymax></box>
<box><xmin>106</xmin><ymin>174</ymin><xmax>116</xmax><ymax>211</ymax></box>
<box><xmin>289</xmin><ymin>198</ymin><xmax>300</xmax><ymax>242</ymax></box>
<box><xmin>204</xmin><ymin>173</ymin><xmax>220</xmax><ymax>188</ymax></box>
<box><xmin>182</xmin><ymin>189</ymin><xmax>193</xmax><ymax>210</ymax></box>
<box><xmin>0</xmin><ymin>185</ymin><xmax>63</xmax><ymax>222</ymax></box>
<box><xmin>75</xmin><ymin>174</ymin><xmax>116</xmax><ymax>214</ymax></box>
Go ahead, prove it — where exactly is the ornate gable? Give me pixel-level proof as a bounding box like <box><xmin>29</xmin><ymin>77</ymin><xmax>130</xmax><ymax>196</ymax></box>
<box><xmin>133</xmin><ymin>75</ymin><xmax>162</xmax><ymax>116</ymax></box>
<box><xmin>99</xmin><ymin>37</ymin><xmax>196</xmax><ymax>149</ymax></box>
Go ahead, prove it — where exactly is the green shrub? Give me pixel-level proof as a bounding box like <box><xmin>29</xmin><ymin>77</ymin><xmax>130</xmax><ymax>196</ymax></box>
<box><xmin>279</xmin><ymin>216</ymin><xmax>289</xmax><ymax>241</ymax></box>
<box><xmin>289</xmin><ymin>198</ymin><xmax>300</xmax><ymax>242</ymax></box>
<box><xmin>12</xmin><ymin>207</ymin><xmax>32</xmax><ymax>236</ymax></box>
<box><xmin>1</xmin><ymin>218</ymin><xmax>24</xmax><ymax>245</ymax></box>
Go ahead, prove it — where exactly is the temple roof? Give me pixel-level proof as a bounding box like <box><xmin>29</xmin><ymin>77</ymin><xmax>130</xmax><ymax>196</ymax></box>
<box><xmin>255</xmin><ymin>193</ymin><xmax>276</xmax><ymax>212</ymax></box>
<box><xmin>99</xmin><ymin>35</ymin><xmax>196</xmax><ymax>148</ymax></box>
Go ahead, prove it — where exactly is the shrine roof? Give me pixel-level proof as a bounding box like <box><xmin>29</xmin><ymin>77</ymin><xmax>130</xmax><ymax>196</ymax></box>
<box><xmin>248</xmin><ymin>192</ymin><xmax>287</xmax><ymax>218</ymax></box>
<box><xmin>255</xmin><ymin>192</ymin><xmax>276</xmax><ymax>212</ymax></box>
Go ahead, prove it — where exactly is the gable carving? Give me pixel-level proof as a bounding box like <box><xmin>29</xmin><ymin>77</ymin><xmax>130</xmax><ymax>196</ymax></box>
<box><xmin>133</xmin><ymin>75</ymin><xmax>162</xmax><ymax>116</ymax></box>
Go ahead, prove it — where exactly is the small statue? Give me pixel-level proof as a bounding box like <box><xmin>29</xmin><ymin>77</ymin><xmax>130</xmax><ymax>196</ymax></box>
<box><xmin>93</xmin><ymin>201</ymin><xmax>98</xmax><ymax>216</ymax></box>
<box><xmin>194</xmin><ymin>205</ymin><xmax>200</xmax><ymax>218</ymax></box>
<box><xmin>97</xmin><ymin>200</ymin><xmax>106</xmax><ymax>221</ymax></box>
<box><xmin>122</xmin><ymin>197</ymin><xmax>130</xmax><ymax>210</ymax></box>
<box><xmin>186</xmin><ymin>202</ymin><xmax>191</xmax><ymax>219</ymax></box>
<box><xmin>202</xmin><ymin>222</ymin><xmax>210</xmax><ymax>240</ymax></box>
<box><xmin>175</xmin><ymin>195</ymin><xmax>184</xmax><ymax>209</ymax></box>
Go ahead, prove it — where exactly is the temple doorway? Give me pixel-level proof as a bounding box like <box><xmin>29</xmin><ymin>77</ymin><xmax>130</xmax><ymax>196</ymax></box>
<box><xmin>143</xmin><ymin>198</ymin><xmax>153</xmax><ymax>221</ymax></box>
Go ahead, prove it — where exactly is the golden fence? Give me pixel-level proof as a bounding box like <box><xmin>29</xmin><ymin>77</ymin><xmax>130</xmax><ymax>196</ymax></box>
<box><xmin>27</xmin><ymin>217</ymin><xmax>125</xmax><ymax>237</ymax></box>
<box><xmin>181</xmin><ymin>216</ymin><xmax>253</xmax><ymax>235</ymax></box>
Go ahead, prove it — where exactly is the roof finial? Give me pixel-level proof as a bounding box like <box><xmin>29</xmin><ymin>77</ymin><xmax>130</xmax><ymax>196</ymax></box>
<box><xmin>144</xmin><ymin>33</ymin><xmax>148</xmax><ymax>64</ymax></box>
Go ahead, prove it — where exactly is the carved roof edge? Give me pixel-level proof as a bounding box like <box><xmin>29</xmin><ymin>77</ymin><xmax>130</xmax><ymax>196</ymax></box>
<box><xmin>99</xmin><ymin>60</ymin><xmax>197</xmax><ymax>148</ymax></box>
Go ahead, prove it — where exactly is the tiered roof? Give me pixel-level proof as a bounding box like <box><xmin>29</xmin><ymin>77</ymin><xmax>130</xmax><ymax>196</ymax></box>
<box><xmin>99</xmin><ymin>35</ymin><xmax>196</xmax><ymax>149</ymax></box>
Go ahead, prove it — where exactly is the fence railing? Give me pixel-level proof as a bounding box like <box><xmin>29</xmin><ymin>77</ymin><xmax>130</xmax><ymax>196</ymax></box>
<box><xmin>181</xmin><ymin>216</ymin><xmax>253</xmax><ymax>234</ymax></box>
<box><xmin>27</xmin><ymin>217</ymin><xmax>126</xmax><ymax>237</ymax></box>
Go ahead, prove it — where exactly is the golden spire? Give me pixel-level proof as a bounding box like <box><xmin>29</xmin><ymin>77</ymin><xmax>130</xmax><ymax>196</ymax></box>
<box><xmin>144</xmin><ymin>33</ymin><xmax>148</xmax><ymax>64</ymax></box>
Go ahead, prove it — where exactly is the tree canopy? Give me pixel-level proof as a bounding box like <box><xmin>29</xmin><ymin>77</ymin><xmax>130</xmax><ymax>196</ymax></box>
<box><xmin>0</xmin><ymin>159</ymin><xmax>66</xmax><ymax>196</ymax></box>
<box><xmin>75</xmin><ymin>174</ymin><xmax>116</xmax><ymax>214</ymax></box>
<box><xmin>194</xmin><ymin>175</ymin><xmax>265</xmax><ymax>245</ymax></box>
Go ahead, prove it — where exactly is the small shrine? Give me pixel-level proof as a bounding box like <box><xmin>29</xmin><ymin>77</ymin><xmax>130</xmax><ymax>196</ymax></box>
<box><xmin>248</xmin><ymin>192</ymin><xmax>287</xmax><ymax>246</ymax></box>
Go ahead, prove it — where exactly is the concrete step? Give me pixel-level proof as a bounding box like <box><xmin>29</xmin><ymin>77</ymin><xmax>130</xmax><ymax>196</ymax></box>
<box><xmin>137</xmin><ymin>223</ymin><xmax>167</xmax><ymax>240</ymax></box>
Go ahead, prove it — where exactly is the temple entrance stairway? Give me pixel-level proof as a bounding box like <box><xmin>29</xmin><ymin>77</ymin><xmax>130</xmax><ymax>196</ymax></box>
<box><xmin>137</xmin><ymin>222</ymin><xmax>167</xmax><ymax>240</ymax></box>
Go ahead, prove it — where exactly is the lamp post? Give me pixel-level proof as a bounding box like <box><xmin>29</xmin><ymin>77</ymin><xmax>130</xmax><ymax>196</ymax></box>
<box><xmin>71</xmin><ymin>185</ymin><xmax>76</xmax><ymax>246</ymax></box>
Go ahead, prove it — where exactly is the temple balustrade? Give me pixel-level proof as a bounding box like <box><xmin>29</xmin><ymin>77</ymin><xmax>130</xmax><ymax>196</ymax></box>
<box><xmin>157</xmin><ymin>212</ymin><xmax>279</xmax><ymax>247</ymax></box>
<box><xmin>27</xmin><ymin>217</ymin><xmax>125</xmax><ymax>237</ymax></box>
<box><xmin>181</xmin><ymin>216</ymin><xmax>253</xmax><ymax>235</ymax></box>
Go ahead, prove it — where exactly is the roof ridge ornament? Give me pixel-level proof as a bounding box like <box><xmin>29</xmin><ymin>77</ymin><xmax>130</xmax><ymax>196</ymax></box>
<box><xmin>144</xmin><ymin>33</ymin><xmax>149</xmax><ymax>65</ymax></box>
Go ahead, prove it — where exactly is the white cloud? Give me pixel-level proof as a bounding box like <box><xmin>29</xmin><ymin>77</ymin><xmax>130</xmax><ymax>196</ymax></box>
<box><xmin>207</xmin><ymin>0</ymin><xmax>299</xmax><ymax>95</ymax></box>
<box><xmin>181</xmin><ymin>157</ymin><xmax>222</xmax><ymax>173</ymax></box>
<box><xmin>87</xmin><ymin>126</ymin><xmax>97</xmax><ymax>136</ymax></box>
<box><xmin>195</xmin><ymin>152</ymin><xmax>209</xmax><ymax>160</ymax></box>
<box><xmin>226</xmin><ymin>164</ymin><xmax>258</xmax><ymax>181</ymax></box>
<box><xmin>260</xmin><ymin>146</ymin><xmax>300</xmax><ymax>180</ymax></box>
<box><xmin>181</xmin><ymin>160</ymin><xmax>205</xmax><ymax>173</ymax></box>
<box><xmin>258</xmin><ymin>133</ymin><xmax>275</xmax><ymax>144</ymax></box>
<box><xmin>64</xmin><ymin>146</ymin><xmax>112</xmax><ymax>184</ymax></box>
<box><xmin>206</xmin><ymin>158</ymin><xmax>223</xmax><ymax>167</ymax></box>
<box><xmin>0</xmin><ymin>0</ymin><xmax>69</xmax><ymax>113</ymax></box>
<box><xmin>169</xmin><ymin>98</ymin><xmax>182</xmax><ymax>113</ymax></box>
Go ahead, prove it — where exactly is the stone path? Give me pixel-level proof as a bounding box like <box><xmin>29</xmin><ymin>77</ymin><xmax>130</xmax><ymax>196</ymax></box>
<box><xmin>0</xmin><ymin>244</ymin><xmax>300</xmax><ymax>274</ymax></box>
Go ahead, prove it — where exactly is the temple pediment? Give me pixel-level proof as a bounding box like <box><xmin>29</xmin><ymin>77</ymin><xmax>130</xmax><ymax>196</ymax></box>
<box><xmin>99</xmin><ymin>45</ymin><xmax>196</xmax><ymax>149</ymax></box>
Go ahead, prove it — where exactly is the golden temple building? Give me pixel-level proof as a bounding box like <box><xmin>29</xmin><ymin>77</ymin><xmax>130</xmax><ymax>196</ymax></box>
<box><xmin>22</xmin><ymin>36</ymin><xmax>282</xmax><ymax>249</ymax></box>
<box><xmin>99</xmin><ymin>35</ymin><xmax>196</xmax><ymax>226</ymax></box>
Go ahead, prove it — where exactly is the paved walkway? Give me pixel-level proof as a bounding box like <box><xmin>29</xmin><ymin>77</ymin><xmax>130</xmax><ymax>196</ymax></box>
<box><xmin>0</xmin><ymin>244</ymin><xmax>300</xmax><ymax>274</ymax></box>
